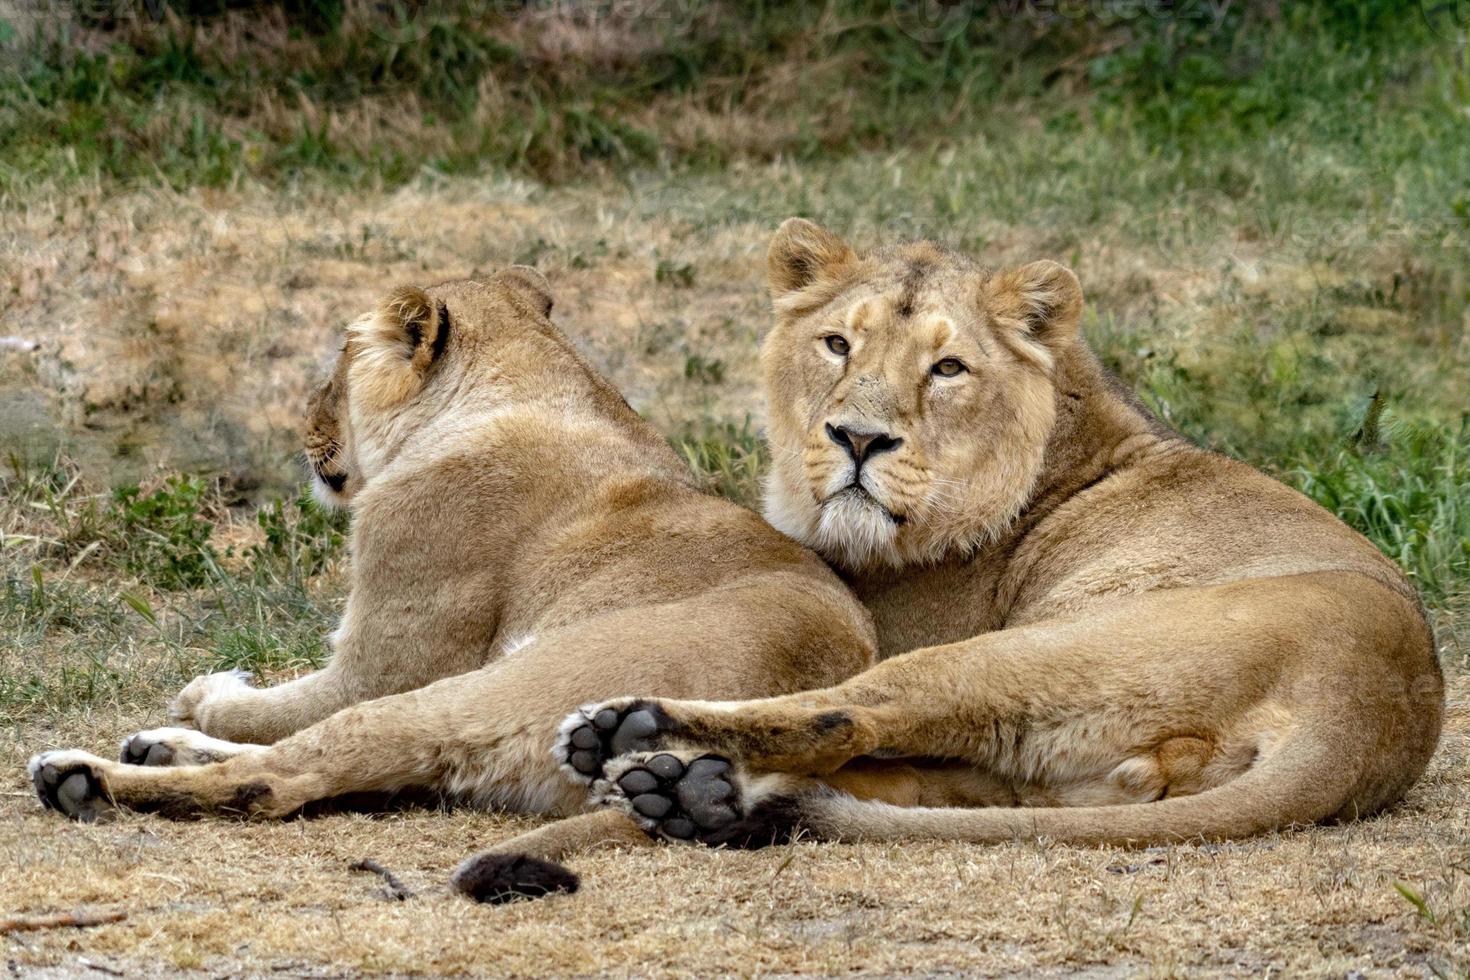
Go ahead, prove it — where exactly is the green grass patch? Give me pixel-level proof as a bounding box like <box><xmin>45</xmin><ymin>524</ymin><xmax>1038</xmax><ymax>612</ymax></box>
<box><xmin>674</xmin><ymin>416</ymin><xmax>767</xmax><ymax>509</ymax></box>
<box><xmin>1</xmin><ymin>2</ymin><xmax>1453</xmax><ymax>193</ymax></box>
<box><xmin>108</xmin><ymin>476</ymin><xmax>220</xmax><ymax>590</ymax></box>
<box><xmin>1295</xmin><ymin>422</ymin><xmax>1470</xmax><ymax>606</ymax></box>
<box><xmin>0</xmin><ymin>456</ymin><xmax>347</xmax><ymax>716</ymax></box>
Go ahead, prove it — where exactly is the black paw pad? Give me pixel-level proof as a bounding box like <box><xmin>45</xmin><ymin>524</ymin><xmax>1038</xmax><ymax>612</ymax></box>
<box><xmin>676</xmin><ymin>758</ymin><xmax>737</xmax><ymax>830</ymax></box>
<box><xmin>662</xmin><ymin>817</ymin><xmax>697</xmax><ymax>839</ymax></box>
<box><xmin>568</xmin><ymin>747</ymin><xmax>601</xmax><ymax>776</ymax></box>
<box><xmin>700</xmin><ymin>795</ymin><xmax>806</xmax><ymax>850</ymax></box>
<box><xmin>120</xmin><ymin>737</ymin><xmax>175</xmax><ymax>767</ymax></box>
<box><xmin>563</xmin><ymin>701</ymin><xmax>675</xmax><ymax>781</ymax></box>
<box><xmin>617</xmin><ymin>769</ymin><xmax>659</xmax><ymax>795</ymax></box>
<box><xmin>630</xmin><ymin>792</ymin><xmax>672</xmax><ymax>818</ymax></box>
<box><xmin>452</xmin><ymin>853</ymin><xmax>580</xmax><ymax>904</ymax></box>
<box><xmin>31</xmin><ymin>760</ymin><xmax>107</xmax><ymax>823</ymax></box>
<box><xmin>617</xmin><ymin>754</ymin><xmax>740</xmax><ymax>841</ymax></box>
<box><xmin>609</xmin><ymin>710</ymin><xmax>660</xmax><ymax>754</ymax></box>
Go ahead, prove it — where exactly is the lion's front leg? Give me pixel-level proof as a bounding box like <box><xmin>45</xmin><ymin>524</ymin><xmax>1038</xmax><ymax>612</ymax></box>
<box><xmin>554</xmin><ymin>637</ymin><xmax>1056</xmax><ymax>786</ymax></box>
<box><xmin>166</xmin><ymin>665</ymin><xmax>354</xmax><ymax>744</ymax></box>
<box><xmin>29</xmin><ymin>716</ymin><xmax>394</xmax><ymax>823</ymax></box>
<box><xmin>28</xmin><ymin>749</ymin><xmax>323</xmax><ymax>821</ymax></box>
<box><xmin>29</xmin><ymin>687</ymin><xmax>416</xmax><ymax>821</ymax></box>
<box><xmin>31</xmin><ymin>666</ymin><xmax>585</xmax><ymax>824</ymax></box>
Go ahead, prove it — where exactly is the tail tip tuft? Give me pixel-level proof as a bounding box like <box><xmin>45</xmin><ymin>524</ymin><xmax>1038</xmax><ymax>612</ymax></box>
<box><xmin>451</xmin><ymin>853</ymin><xmax>580</xmax><ymax>904</ymax></box>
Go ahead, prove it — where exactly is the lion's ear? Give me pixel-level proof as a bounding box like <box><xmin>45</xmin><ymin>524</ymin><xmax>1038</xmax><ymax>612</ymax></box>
<box><xmin>984</xmin><ymin>260</ymin><xmax>1083</xmax><ymax>368</ymax></box>
<box><xmin>500</xmin><ymin>265</ymin><xmax>554</xmax><ymax>317</ymax></box>
<box><xmin>768</xmin><ymin>218</ymin><xmax>856</xmax><ymax>303</ymax></box>
<box><xmin>348</xmin><ymin>285</ymin><xmax>449</xmax><ymax>407</ymax></box>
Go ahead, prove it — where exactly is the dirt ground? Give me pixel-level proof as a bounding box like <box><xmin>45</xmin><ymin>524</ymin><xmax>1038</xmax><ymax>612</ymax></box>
<box><xmin>3</xmin><ymin>668</ymin><xmax>1467</xmax><ymax>977</ymax></box>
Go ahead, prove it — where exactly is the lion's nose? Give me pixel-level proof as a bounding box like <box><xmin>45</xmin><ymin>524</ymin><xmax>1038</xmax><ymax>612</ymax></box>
<box><xmin>825</xmin><ymin>423</ymin><xmax>902</xmax><ymax>466</ymax></box>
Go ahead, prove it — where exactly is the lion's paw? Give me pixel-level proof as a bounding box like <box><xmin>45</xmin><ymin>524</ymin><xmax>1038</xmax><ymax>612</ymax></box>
<box><xmin>554</xmin><ymin>698</ymin><xmax>677</xmax><ymax>785</ymax></box>
<box><xmin>592</xmin><ymin>751</ymin><xmax>743</xmax><ymax>842</ymax></box>
<box><xmin>121</xmin><ymin>728</ymin><xmax>244</xmax><ymax>767</ymax></box>
<box><xmin>28</xmin><ymin>750</ymin><xmax>115</xmax><ymax>823</ymax></box>
<box><xmin>168</xmin><ymin>669</ymin><xmax>253</xmax><ymax>730</ymax></box>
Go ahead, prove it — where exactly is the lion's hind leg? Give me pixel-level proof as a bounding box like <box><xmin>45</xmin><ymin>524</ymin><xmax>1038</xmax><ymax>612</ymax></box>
<box><xmin>588</xmin><ymin>750</ymin><xmax>1000</xmax><ymax>849</ymax></box>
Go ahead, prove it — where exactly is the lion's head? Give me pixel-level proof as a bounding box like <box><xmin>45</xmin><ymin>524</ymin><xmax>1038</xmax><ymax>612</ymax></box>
<box><xmin>304</xmin><ymin>267</ymin><xmax>557</xmax><ymax>508</ymax></box>
<box><xmin>759</xmin><ymin>219</ymin><xmax>1084</xmax><ymax>571</ymax></box>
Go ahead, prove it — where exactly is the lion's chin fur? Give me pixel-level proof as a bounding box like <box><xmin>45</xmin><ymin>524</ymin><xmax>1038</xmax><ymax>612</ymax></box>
<box><xmin>763</xmin><ymin>476</ymin><xmax>904</xmax><ymax>572</ymax></box>
<box><xmin>814</xmin><ymin>491</ymin><xmax>902</xmax><ymax>569</ymax></box>
<box><xmin>309</xmin><ymin>473</ymin><xmax>347</xmax><ymax>510</ymax></box>
<box><xmin>763</xmin><ymin>463</ymin><xmax>1030</xmax><ymax>574</ymax></box>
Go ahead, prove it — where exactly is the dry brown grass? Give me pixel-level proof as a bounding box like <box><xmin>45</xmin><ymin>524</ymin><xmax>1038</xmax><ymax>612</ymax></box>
<box><xmin>0</xmin><ymin>177</ymin><xmax>779</xmax><ymax>491</ymax></box>
<box><xmin>4</xmin><ymin>170</ymin><xmax>1468</xmax><ymax>975</ymax></box>
<box><xmin>2</xmin><ymin>673</ymin><xmax>1467</xmax><ymax>977</ymax></box>
<box><xmin>13</xmin><ymin>171</ymin><xmax>1439</xmax><ymax>497</ymax></box>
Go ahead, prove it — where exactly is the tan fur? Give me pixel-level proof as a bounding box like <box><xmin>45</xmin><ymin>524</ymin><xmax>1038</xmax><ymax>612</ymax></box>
<box><xmin>571</xmin><ymin>220</ymin><xmax>1445</xmax><ymax>847</ymax></box>
<box><xmin>27</xmin><ymin>271</ymin><xmax>876</xmax><ymax>865</ymax></box>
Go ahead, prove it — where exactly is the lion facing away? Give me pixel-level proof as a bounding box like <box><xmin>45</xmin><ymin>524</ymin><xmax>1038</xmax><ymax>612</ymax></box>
<box><xmin>27</xmin><ymin>269</ymin><xmax>876</xmax><ymax>898</ymax></box>
<box><xmin>554</xmin><ymin>220</ymin><xmax>1444</xmax><ymax>849</ymax></box>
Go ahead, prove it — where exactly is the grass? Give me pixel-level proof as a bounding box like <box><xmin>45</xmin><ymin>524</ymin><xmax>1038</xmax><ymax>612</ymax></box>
<box><xmin>0</xmin><ymin>457</ymin><xmax>346</xmax><ymax>718</ymax></box>
<box><xmin>675</xmin><ymin>416</ymin><xmax>766</xmax><ymax>507</ymax></box>
<box><xmin>1294</xmin><ymin>422</ymin><xmax>1470</xmax><ymax>608</ymax></box>
<box><xmin>1</xmin><ymin>785</ymin><xmax>1467</xmax><ymax>975</ymax></box>
<box><xmin>0</xmin><ymin>2</ymin><xmax>1453</xmax><ymax>193</ymax></box>
<box><xmin>1</xmin><ymin>1</ymin><xmax>1468</xmax><ymax>974</ymax></box>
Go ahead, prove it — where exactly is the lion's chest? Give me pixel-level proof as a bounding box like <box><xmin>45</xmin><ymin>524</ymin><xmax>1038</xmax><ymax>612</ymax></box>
<box><xmin>848</xmin><ymin>561</ymin><xmax>1007</xmax><ymax>658</ymax></box>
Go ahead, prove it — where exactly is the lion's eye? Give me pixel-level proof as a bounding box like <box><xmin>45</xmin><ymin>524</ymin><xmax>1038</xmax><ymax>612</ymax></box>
<box><xmin>824</xmin><ymin>335</ymin><xmax>850</xmax><ymax>357</ymax></box>
<box><xmin>932</xmin><ymin>357</ymin><xmax>967</xmax><ymax>378</ymax></box>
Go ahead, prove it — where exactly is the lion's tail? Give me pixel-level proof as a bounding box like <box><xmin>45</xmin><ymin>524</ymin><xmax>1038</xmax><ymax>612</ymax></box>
<box><xmin>787</xmin><ymin>717</ymin><xmax>1395</xmax><ymax>846</ymax></box>
<box><xmin>450</xmin><ymin>809</ymin><xmax>654</xmax><ymax>903</ymax></box>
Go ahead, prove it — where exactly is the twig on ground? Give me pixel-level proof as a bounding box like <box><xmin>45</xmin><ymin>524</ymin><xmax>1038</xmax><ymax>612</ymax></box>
<box><xmin>349</xmin><ymin>858</ymin><xmax>414</xmax><ymax>900</ymax></box>
<box><xmin>0</xmin><ymin>909</ymin><xmax>127</xmax><ymax>934</ymax></box>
